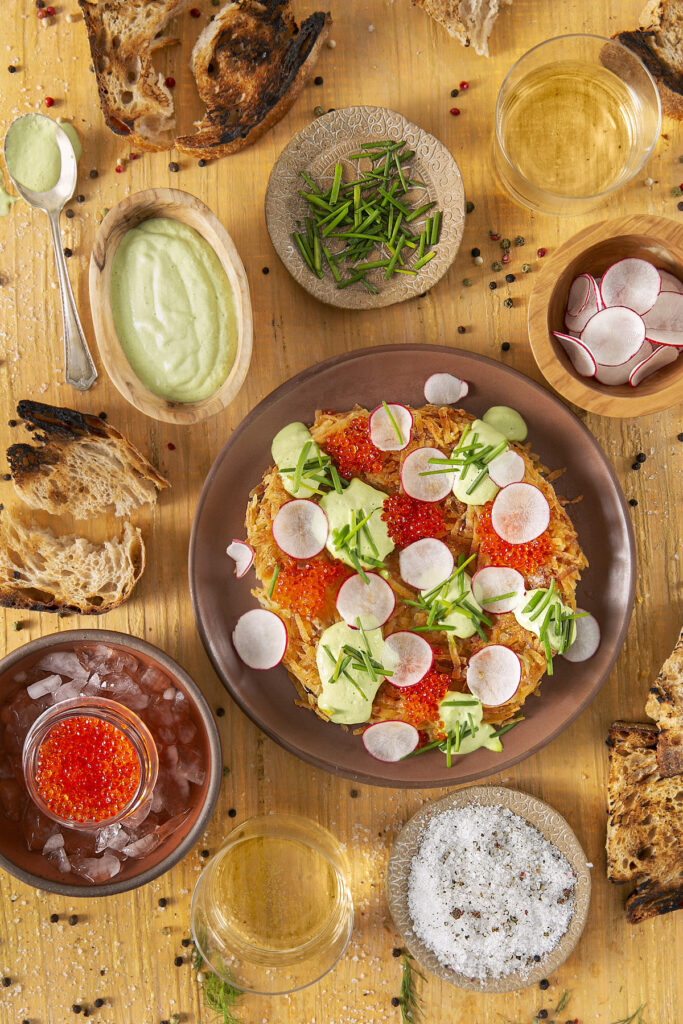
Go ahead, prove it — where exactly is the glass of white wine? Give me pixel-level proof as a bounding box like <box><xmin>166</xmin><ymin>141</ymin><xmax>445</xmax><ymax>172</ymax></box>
<box><xmin>191</xmin><ymin>814</ymin><xmax>353</xmax><ymax>995</ymax></box>
<box><xmin>493</xmin><ymin>34</ymin><xmax>661</xmax><ymax>215</ymax></box>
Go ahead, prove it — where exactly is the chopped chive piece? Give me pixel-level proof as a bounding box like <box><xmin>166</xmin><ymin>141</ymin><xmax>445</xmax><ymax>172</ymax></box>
<box><xmin>381</xmin><ymin>401</ymin><xmax>403</xmax><ymax>444</ymax></box>
<box><xmin>430</xmin><ymin>210</ymin><xmax>441</xmax><ymax>245</ymax></box>
<box><xmin>267</xmin><ymin>565</ymin><xmax>280</xmax><ymax>599</ymax></box>
<box><xmin>413</xmin><ymin>251</ymin><xmax>436</xmax><ymax>271</ymax></box>
<box><xmin>330</xmin><ymin>162</ymin><xmax>343</xmax><ymax>205</ymax></box>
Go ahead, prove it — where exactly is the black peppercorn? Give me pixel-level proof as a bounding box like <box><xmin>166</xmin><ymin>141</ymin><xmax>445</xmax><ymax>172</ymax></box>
<box><xmin>8</xmin><ymin>419</ymin><xmax>17</xmax><ymax>427</ymax></box>
<box><xmin>216</xmin><ymin>706</ymin><xmax>225</xmax><ymax>717</ymax></box>
<box><xmin>262</xmin><ymin>266</ymin><xmax>270</xmax><ymax>275</ymax></box>
<box><xmin>228</xmin><ymin>807</ymin><xmax>237</xmax><ymax>817</ymax></box>
<box><xmin>76</xmin><ymin>194</ymin><xmax>85</xmax><ymax>203</ymax></box>
<box><xmin>174</xmin><ymin>956</ymin><xmax>183</xmax><ymax>967</ymax></box>
<box><xmin>72</xmin><ymin>1005</ymin><xmax>82</xmax><ymax>1014</ymax></box>
<box><xmin>503</xmin><ymin>298</ymin><xmax>513</xmax><ymax>308</ymax></box>
<box><xmin>636</xmin><ymin>452</ymin><xmax>646</xmax><ymax>463</ymax></box>
<box><xmin>488</xmin><ymin>281</ymin><xmax>497</xmax><ymax>290</ymax></box>
<box><xmin>201</xmin><ymin>849</ymin><xmax>210</xmax><ymax>858</ymax></box>
<box><xmin>2</xmin><ymin>977</ymin><xmax>10</xmax><ymax>987</ymax></box>
<box><xmin>94</xmin><ymin>999</ymin><xmax>104</xmax><ymax>1008</ymax></box>
<box><xmin>450</xmin><ymin>88</ymin><xmax>459</xmax><ymax>97</ymax></box>
<box><xmin>63</xmin><ymin>247</ymin><xmax>73</xmax><ymax>258</ymax></box>
<box><xmin>89</xmin><ymin>169</ymin><xmax>98</xmax><ymax>179</ymax></box>
<box><xmin>69</xmin><ymin>914</ymin><xmax>78</xmax><ymax>925</ymax></box>
<box><xmin>537</xmin><ymin>1011</ymin><xmax>548</xmax><ymax>1020</ymax></box>
<box><xmin>678</xmin><ymin>201</ymin><xmax>683</xmax><ymax>212</ymax></box>
<box><xmin>505</xmin><ymin>273</ymin><xmax>515</xmax><ymax>283</ymax></box>
<box><xmin>36</xmin><ymin>0</ymin><xmax>45</xmax><ymax>7</ymax></box>
<box><xmin>314</xmin><ymin>75</ymin><xmax>323</xmax><ymax>85</ymax></box>
<box><xmin>539</xmin><ymin>978</ymin><xmax>549</xmax><ymax>990</ymax></box>
<box><xmin>678</xmin><ymin>432</ymin><xmax>683</xmax><ymax>441</ymax></box>
<box><xmin>50</xmin><ymin>913</ymin><xmax>59</xmax><ymax>922</ymax></box>
<box><xmin>632</xmin><ymin>461</ymin><xmax>641</xmax><ymax>471</ymax></box>
<box><xmin>158</xmin><ymin>897</ymin><xmax>167</xmax><ymax>907</ymax></box>
<box><xmin>391</xmin><ymin>997</ymin><xmax>401</xmax><ymax>1007</ymax></box>
<box><xmin>168</xmin><ymin>162</ymin><xmax>180</xmax><ymax>172</ymax></box>
<box><xmin>471</xmin><ymin>247</ymin><xmax>480</xmax><ymax>257</ymax></box>
<box><xmin>83</xmin><ymin>1012</ymin><xmax>90</xmax><ymax>1019</ymax></box>
<box><xmin>457</xmin><ymin>325</ymin><xmax>466</xmax><ymax>334</ymax></box>
<box><xmin>533</xmin><ymin>954</ymin><xmax>541</xmax><ymax>962</ymax></box>
<box><xmin>198</xmin><ymin>159</ymin><xmax>207</xmax><ymax>167</ymax></box>
<box><xmin>98</xmin><ymin>411</ymin><xmax>107</xmax><ymax>420</ymax></box>
<box><xmin>8</xmin><ymin>65</ymin><xmax>17</xmax><ymax>73</ymax></box>
<box><xmin>501</xmin><ymin>342</ymin><xmax>511</xmax><ymax>352</ymax></box>
<box><xmin>465</xmin><ymin>201</ymin><xmax>474</xmax><ymax>213</ymax></box>
<box><xmin>392</xmin><ymin>947</ymin><xmax>402</xmax><ymax>957</ymax></box>
<box><xmin>350</xmin><ymin>788</ymin><xmax>359</xmax><ymax>798</ymax></box>
<box><xmin>629</xmin><ymin>498</ymin><xmax>638</xmax><ymax>507</ymax></box>
<box><xmin>3</xmin><ymin>473</ymin><xmax>11</xmax><ymax>481</ymax></box>
<box><xmin>181</xmin><ymin>938</ymin><xmax>191</xmax><ymax>947</ymax></box>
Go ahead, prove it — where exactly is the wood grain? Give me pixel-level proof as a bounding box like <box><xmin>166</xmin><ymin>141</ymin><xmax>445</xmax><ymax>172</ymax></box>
<box><xmin>0</xmin><ymin>1</ymin><xmax>682</xmax><ymax>1023</ymax></box>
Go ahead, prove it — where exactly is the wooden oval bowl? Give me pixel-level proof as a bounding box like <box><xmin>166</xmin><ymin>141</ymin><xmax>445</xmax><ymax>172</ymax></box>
<box><xmin>528</xmin><ymin>215</ymin><xmax>683</xmax><ymax>417</ymax></box>
<box><xmin>89</xmin><ymin>188</ymin><xmax>253</xmax><ymax>425</ymax></box>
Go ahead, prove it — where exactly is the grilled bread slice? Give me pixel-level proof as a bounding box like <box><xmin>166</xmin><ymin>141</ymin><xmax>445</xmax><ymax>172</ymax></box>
<box><xmin>0</xmin><ymin>513</ymin><xmax>145</xmax><ymax>615</ymax></box>
<box><xmin>645</xmin><ymin>626</ymin><xmax>683</xmax><ymax>776</ymax></box>
<box><xmin>79</xmin><ymin>0</ymin><xmax>191</xmax><ymax>151</ymax></box>
<box><xmin>605</xmin><ymin>721</ymin><xmax>683</xmax><ymax>923</ymax></box>
<box><xmin>6</xmin><ymin>401</ymin><xmax>169</xmax><ymax>521</ymax></box>
<box><xmin>410</xmin><ymin>0</ymin><xmax>513</xmax><ymax>57</ymax></box>
<box><xmin>175</xmin><ymin>1</ymin><xmax>331</xmax><ymax>160</ymax></box>
<box><xmin>614</xmin><ymin>0</ymin><xmax>683</xmax><ymax>119</ymax></box>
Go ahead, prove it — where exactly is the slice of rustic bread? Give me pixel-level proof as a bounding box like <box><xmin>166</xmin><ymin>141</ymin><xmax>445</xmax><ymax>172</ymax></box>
<box><xmin>7</xmin><ymin>401</ymin><xmax>169</xmax><ymax>521</ymax></box>
<box><xmin>0</xmin><ymin>513</ymin><xmax>145</xmax><ymax>615</ymax></box>
<box><xmin>645</xmin><ymin>626</ymin><xmax>683</xmax><ymax>776</ymax></box>
<box><xmin>410</xmin><ymin>0</ymin><xmax>513</xmax><ymax>57</ymax></box>
<box><xmin>614</xmin><ymin>0</ymin><xmax>683</xmax><ymax>119</ymax></box>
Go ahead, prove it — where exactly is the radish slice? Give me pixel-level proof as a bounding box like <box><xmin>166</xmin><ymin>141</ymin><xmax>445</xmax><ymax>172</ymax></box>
<box><xmin>336</xmin><ymin>572</ymin><xmax>395</xmax><ymax>629</ymax></box>
<box><xmin>487</xmin><ymin>450</ymin><xmax>525</xmax><ymax>487</ymax></box>
<box><xmin>362</xmin><ymin>720</ymin><xmax>419</xmax><ymax>761</ymax></box>
<box><xmin>384</xmin><ymin>631</ymin><xmax>433</xmax><ymax>687</ymax></box>
<box><xmin>594</xmin><ymin>339</ymin><xmax>653</xmax><ymax>386</ymax></box>
<box><xmin>399</xmin><ymin>538</ymin><xmax>454</xmax><ymax>591</ymax></box>
<box><xmin>466</xmin><ymin>645</ymin><xmax>521</xmax><ymax>706</ymax></box>
<box><xmin>553</xmin><ymin>331</ymin><xmax>598</xmax><ymax>377</ymax></box>
<box><xmin>642</xmin><ymin>290</ymin><xmax>683</xmax><ymax>332</ymax></box>
<box><xmin>226</xmin><ymin>539</ymin><xmax>254</xmax><ymax>579</ymax></box>
<box><xmin>642</xmin><ymin>327</ymin><xmax>683</xmax><ymax>348</ymax></box>
<box><xmin>491</xmin><ymin>483</ymin><xmax>550</xmax><ymax>545</ymax></box>
<box><xmin>233</xmin><ymin>609</ymin><xmax>287</xmax><ymax>670</ymax></box>
<box><xmin>424</xmin><ymin>373</ymin><xmax>469</xmax><ymax>405</ymax></box>
<box><xmin>272</xmin><ymin>500</ymin><xmax>328</xmax><ymax>559</ymax></box>
<box><xmin>561</xmin><ymin>610</ymin><xmax>600</xmax><ymax>662</ymax></box>
<box><xmin>566</xmin><ymin>273</ymin><xmax>593</xmax><ymax>316</ymax></box>
<box><xmin>658</xmin><ymin>269</ymin><xmax>683</xmax><ymax>295</ymax></box>
<box><xmin>600</xmin><ymin>258</ymin><xmax>661</xmax><ymax>314</ymax></box>
<box><xmin>472</xmin><ymin>566</ymin><xmax>525</xmax><ymax>614</ymax></box>
<box><xmin>565</xmin><ymin>274</ymin><xmax>602</xmax><ymax>332</ymax></box>
<box><xmin>368</xmin><ymin>403</ymin><xmax>413</xmax><ymax>452</ymax></box>
<box><xmin>401</xmin><ymin>447</ymin><xmax>454</xmax><ymax>502</ymax></box>
<box><xmin>580</xmin><ymin>307</ymin><xmax>646</xmax><ymax>366</ymax></box>
<box><xmin>629</xmin><ymin>344</ymin><xmax>679</xmax><ymax>387</ymax></box>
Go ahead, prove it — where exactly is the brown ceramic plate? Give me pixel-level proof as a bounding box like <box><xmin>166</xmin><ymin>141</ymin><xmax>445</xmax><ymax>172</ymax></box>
<box><xmin>188</xmin><ymin>345</ymin><xmax>635</xmax><ymax>787</ymax></box>
<box><xmin>386</xmin><ymin>786</ymin><xmax>591</xmax><ymax>992</ymax></box>
<box><xmin>265</xmin><ymin>106</ymin><xmax>465</xmax><ymax>309</ymax></box>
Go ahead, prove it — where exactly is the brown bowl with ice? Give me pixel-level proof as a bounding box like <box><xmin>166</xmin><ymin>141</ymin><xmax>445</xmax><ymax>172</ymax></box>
<box><xmin>0</xmin><ymin>630</ymin><xmax>222</xmax><ymax>897</ymax></box>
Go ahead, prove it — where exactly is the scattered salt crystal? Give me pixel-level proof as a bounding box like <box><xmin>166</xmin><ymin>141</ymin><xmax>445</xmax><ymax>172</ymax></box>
<box><xmin>27</xmin><ymin>674</ymin><xmax>62</xmax><ymax>700</ymax></box>
<box><xmin>42</xmin><ymin>833</ymin><xmax>65</xmax><ymax>854</ymax></box>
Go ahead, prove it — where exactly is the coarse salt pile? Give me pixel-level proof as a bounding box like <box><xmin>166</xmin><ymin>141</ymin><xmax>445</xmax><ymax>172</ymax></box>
<box><xmin>407</xmin><ymin>803</ymin><xmax>576</xmax><ymax>980</ymax></box>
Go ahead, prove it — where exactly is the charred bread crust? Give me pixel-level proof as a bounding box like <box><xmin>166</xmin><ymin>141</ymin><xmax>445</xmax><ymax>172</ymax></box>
<box><xmin>626</xmin><ymin>879</ymin><xmax>683</xmax><ymax>923</ymax></box>
<box><xmin>614</xmin><ymin>28</ymin><xmax>683</xmax><ymax>103</ymax></box>
<box><xmin>646</xmin><ymin>627</ymin><xmax>683</xmax><ymax>776</ymax></box>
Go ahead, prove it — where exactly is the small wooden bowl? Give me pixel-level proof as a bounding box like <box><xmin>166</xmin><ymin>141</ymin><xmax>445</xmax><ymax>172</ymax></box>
<box><xmin>528</xmin><ymin>215</ymin><xmax>683</xmax><ymax>417</ymax></box>
<box><xmin>89</xmin><ymin>188</ymin><xmax>253</xmax><ymax>425</ymax></box>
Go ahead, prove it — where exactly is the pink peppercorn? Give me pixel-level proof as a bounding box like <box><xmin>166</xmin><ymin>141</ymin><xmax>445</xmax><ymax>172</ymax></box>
<box><xmin>502</xmin><ymin>252</ymin><xmax>511</xmax><ymax>264</ymax></box>
<box><xmin>45</xmin><ymin>4</ymin><xmax>55</xmax><ymax>13</ymax></box>
<box><xmin>490</xmin><ymin>231</ymin><xmax>500</xmax><ymax>241</ymax></box>
<box><xmin>44</xmin><ymin>96</ymin><xmax>54</xmax><ymax>107</ymax></box>
<box><xmin>36</xmin><ymin>8</ymin><xmax>47</xmax><ymax>17</ymax></box>
<box><xmin>459</xmin><ymin>80</ymin><xmax>469</xmax><ymax>90</ymax></box>
<box><xmin>129</xmin><ymin>152</ymin><xmax>138</xmax><ymax>161</ymax></box>
<box><xmin>449</xmin><ymin>107</ymin><xmax>460</xmax><ymax>116</ymax></box>
<box><xmin>167</xmin><ymin>442</ymin><xmax>176</xmax><ymax>451</ymax></box>
<box><xmin>537</xmin><ymin>247</ymin><xmax>547</xmax><ymax>258</ymax></box>
<box><xmin>189</xmin><ymin>6</ymin><xmax>200</xmax><ymax>15</ymax></box>
<box><xmin>164</xmin><ymin>76</ymin><xmax>175</xmax><ymax>88</ymax></box>
<box><xmin>115</xmin><ymin>165</ymin><xmax>124</xmax><ymax>173</ymax></box>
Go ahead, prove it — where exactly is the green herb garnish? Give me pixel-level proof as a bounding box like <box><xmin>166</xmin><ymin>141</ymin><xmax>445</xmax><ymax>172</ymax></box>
<box><xmin>267</xmin><ymin>565</ymin><xmax>279</xmax><ymax>599</ymax></box>
<box><xmin>382</xmin><ymin>400</ymin><xmax>404</xmax><ymax>444</ymax></box>
<box><xmin>610</xmin><ymin>1006</ymin><xmax>646</xmax><ymax>1024</ymax></box>
<box><xmin>191</xmin><ymin>942</ymin><xmax>243</xmax><ymax>1024</ymax></box>
<box><xmin>399</xmin><ymin>952</ymin><xmax>425</xmax><ymax>1023</ymax></box>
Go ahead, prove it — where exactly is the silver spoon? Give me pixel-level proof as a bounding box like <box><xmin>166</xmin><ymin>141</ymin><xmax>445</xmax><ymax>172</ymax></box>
<box><xmin>3</xmin><ymin>114</ymin><xmax>97</xmax><ymax>391</ymax></box>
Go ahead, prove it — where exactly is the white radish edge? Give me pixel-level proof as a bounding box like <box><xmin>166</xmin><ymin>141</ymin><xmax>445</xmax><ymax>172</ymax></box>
<box><xmin>398</xmin><ymin>538</ymin><xmax>454</xmax><ymax>591</ymax></box>
<box><xmin>368</xmin><ymin>403</ymin><xmax>413</xmax><ymax>452</ymax></box>
<box><xmin>566</xmin><ymin>273</ymin><xmax>592</xmax><ymax>316</ymax></box>
<box><xmin>400</xmin><ymin>447</ymin><xmax>454</xmax><ymax>502</ymax></box>
<box><xmin>424</xmin><ymin>373</ymin><xmax>469</xmax><ymax>406</ymax></box>
<box><xmin>594</xmin><ymin>339</ymin><xmax>653</xmax><ymax>386</ymax></box>
<box><xmin>362</xmin><ymin>720</ymin><xmax>419</xmax><ymax>762</ymax></box>
<box><xmin>565</xmin><ymin>274</ymin><xmax>602</xmax><ymax>331</ymax></box>
<box><xmin>642</xmin><ymin>290</ymin><xmax>683</xmax><ymax>332</ymax></box>
<box><xmin>490</xmin><ymin>483</ymin><xmax>550</xmax><ymax>545</ymax></box>
<box><xmin>629</xmin><ymin>344</ymin><xmax>679</xmax><ymax>387</ymax></box>
<box><xmin>384</xmin><ymin>631</ymin><xmax>434</xmax><ymax>688</ymax></box>
<box><xmin>336</xmin><ymin>572</ymin><xmax>395</xmax><ymax>629</ymax></box>
<box><xmin>658</xmin><ymin>270</ymin><xmax>683</xmax><ymax>295</ymax></box>
<box><xmin>233</xmin><ymin>609</ymin><xmax>288</xmax><ymax>670</ymax></box>
<box><xmin>580</xmin><ymin>307</ymin><xmax>646</xmax><ymax>366</ymax></box>
<box><xmin>600</xmin><ymin>257</ymin><xmax>661</xmax><ymax>315</ymax></box>
<box><xmin>487</xmin><ymin>449</ymin><xmax>526</xmax><ymax>487</ymax></box>
<box><xmin>272</xmin><ymin>499</ymin><xmax>329</xmax><ymax>559</ymax></box>
<box><xmin>471</xmin><ymin>566</ymin><xmax>525</xmax><ymax>614</ymax></box>
<box><xmin>643</xmin><ymin>327</ymin><xmax>683</xmax><ymax>348</ymax></box>
<box><xmin>226</xmin><ymin>539</ymin><xmax>255</xmax><ymax>579</ymax></box>
<box><xmin>466</xmin><ymin>645</ymin><xmax>521</xmax><ymax>707</ymax></box>
<box><xmin>553</xmin><ymin>331</ymin><xmax>597</xmax><ymax>378</ymax></box>
<box><xmin>561</xmin><ymin>610</ymin><xmax>600</xmax><ymax>662</ymax></box>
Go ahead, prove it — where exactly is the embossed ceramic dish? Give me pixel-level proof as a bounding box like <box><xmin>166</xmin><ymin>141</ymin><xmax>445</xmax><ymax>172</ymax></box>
<box><xmin>386</xmin><ymin>786</ymin><xmax>591</xmax><ymax>992</ymax></box>
<box><xmin>265</xmin><ymin>106</ymin><xmax>466</xmax><ymax>309</ymax></box>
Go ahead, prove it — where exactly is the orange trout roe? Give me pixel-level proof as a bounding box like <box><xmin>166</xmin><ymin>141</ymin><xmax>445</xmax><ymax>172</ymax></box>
<box><xmin>382</xmin><ymin>493</ymin><xmax>446</xmax><ymax>547</ymax></box>
<box><xmin>477</xmin><ymin>502</ymin><xmax>553</xmax><ymax>575</ymax></box>
<box><xmin>273</xmin><ymin>559</ymin><xmax>350</xmax><ymax>619</ymax></box>
<box><xmin>35</xmin><ymin>716</ymin><xmax>141</xmax><ymax>823</ymax></box>
<box><xmin>324</xmin><ymin>417</ymin><xmax>385</xmax><ymax>478</ymax></box>
<box><xmin>398</xmin><ymin>669</ymin><xmax>452</xmax><ymax>730</ymax></box>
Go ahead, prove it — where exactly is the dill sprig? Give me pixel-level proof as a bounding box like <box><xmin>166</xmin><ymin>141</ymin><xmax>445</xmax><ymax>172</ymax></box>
<box><xmin>610</xmin><ymin>1006</ymin><xmax>646</xmax><ymax>1024</ymax></box>
<box><xmin>399</xmin><ymin>951</ymin><xmax>426</xmax><ymax>1023</ymax></box>
<box><xmin>554</xmin><ymin>989</ymin><xmax>571</xmax><ymax>1013</ymax></box>
<box><xmin>191</xmin><ymin>942</ymin><xmax>243</xmax><ymax>1024</ymax></box>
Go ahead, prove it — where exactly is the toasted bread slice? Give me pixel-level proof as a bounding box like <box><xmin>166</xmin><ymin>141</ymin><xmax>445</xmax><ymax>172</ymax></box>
<box><xmin>0</xmin><ymin>512</ymin><xmax>145</xmax><ymax>615</ymax></box>
<box><xmin>605</xmin><ymin>721</ymin><xmax>683</xmax><ymax>923</ymax></box>
<box><xmin>6</xmin><ymin>401</ymin><xmax>169</xmax><ymax>521</ymax></box>
<box><xmin>614</xmin><ymin>0</ymin><xmax>683</xmax><ymax>119</ymax></box>
<box><xmin>175</xmin><ymin>1</ymin><xmax>331</xmax><ymax>160</ymax></box>
<box><xmin>645</xmin><ymin>626</ymin><xmax>683</xmax><ymax>776</ymax></box>
<box><xmin>410</xmin><ymin>0</ymin><xmax>513</xmax><ymax>57</ymax></box>
<box><xmin>79</xmin><ymin>0</ymin><xmax>191</xmax><ymax>151</ymax></box>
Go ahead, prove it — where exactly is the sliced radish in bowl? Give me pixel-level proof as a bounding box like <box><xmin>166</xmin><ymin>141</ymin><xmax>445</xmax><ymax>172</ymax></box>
<box><xmin>272</xmin><ymin>500</ymin><xmax>328</xmax><ymax>559</ymax></box>
<box><xmin>600</xmin><ymin>257</ymin><xmax>661</xmax><ymax>314</ymax></box>
<box><xmin>369</xmin><ymin>403</ymin><xmax>413</xmax><ymax>452</ymax></box>
<box><xmin>384</xmin><ymin>632</ymin><xmax>433</xmax><ymax>687</ymax></box>
<box><xmin>399</xmin><ymin>538</ymin><xmax>454</xmax><ymax>590</ymax></box>
<box><xmin>487</xmin><ymin>449</ymin><xmax>525</xmax><ymax>487</ymax></box>
<box><xmin>362</xmin><ymin>720</ymin><xmax>419</xmax><ymax>761</ymax></box>
<box><xmin>466</xmin><ymin>645</ymin><xmax>521</xmax><ymax>706</ymax></box>
<box><xmin>472</xmin><ymin>566</ymin><xmax>525</xmax><ymax>614</ymax></box>
<box><xmin>642</xmin><ymin>327</ymin><xmax>683</xmax><ymax>348</ymax></box>
<box><xmin>561</xmin><ymin>610</ymin><xmax>600</xmax><ymax>662</ymax></box>
<box><xmin>336</xmin><ymin>572</ymin><xmax>395</xmax><ymax>629</ymax></box>
<box><xmin>424</xmin><ymin>373</ymin><xmax>469</xmax><ymax>405</ymax></box>
<box><xmin>226</xmin><ymin>539</ymin><xmax>254</xmax><ymax>578</ymax></box>
<box><xmin>566</xmin><ymin>273</ymin><xmax>593</xmax><ymax>316</ymax></box>
<box><xmin>565</xmin><ymin>274</ymin><xmax>602</xmax><ymax>332</ymax></box>
<box><xmin>642</xmin><ymin>290</ymin><xmax>683</xmax><ymax>332</ymax></box>
<box><xmin>658</xmin><ymin>269</ymin><xmax>683</xmax><ymax>295</ymax></box>
<box><xmin>401</xmin><ymin>447</ymin><xmax>454</xmax><ymax>502</ymax></box>
<box><xmin>580</xmin><ymin>307</ymin><xmax>646</xmax><ymax>366</ymax></box>
<box><xmin>233</xmin><ymin>609</ymin><xmax>287</xmax><ymax>670</ymax></box>
<box><xmin>491</xmin><ymin>483</ymin><xmax>550</xmax><ymax>545</ymax></box>
<box><xmin>594</xmin><ymin>339</ymin><xmax>653</xmax><ymax>386</ymax></box>
<box><xmin>629</xmin><ymin>344</ymin><xmax>679</xmax><ymax>387</ymax></box>
<box><xmin>553</xmin><ymin>331</ymin><xmax>598</xmax><ymax>378</ymax></box>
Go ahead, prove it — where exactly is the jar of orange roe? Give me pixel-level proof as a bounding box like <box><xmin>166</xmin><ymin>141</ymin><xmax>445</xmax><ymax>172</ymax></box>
<box><xmin>22</xmin><ymin>697</ymin><xmax>158</xmax><ymax>829</ymax></box>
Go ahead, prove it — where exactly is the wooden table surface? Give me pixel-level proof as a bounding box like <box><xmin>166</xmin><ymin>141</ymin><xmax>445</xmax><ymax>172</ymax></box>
<box><xmin>1</xmin><ymin>1</ymin><xmax>681</xmax><ymax>1022</ymax></box>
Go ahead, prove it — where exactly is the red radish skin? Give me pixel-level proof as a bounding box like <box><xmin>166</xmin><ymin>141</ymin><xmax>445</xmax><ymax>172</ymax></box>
<box><xmin>401</xmin><ymin>447</ymin><xmax>454</xmax><ymax>502</ymax></box>
<box><xmin>594</xmin><ymin>339</ymin><xmax>653</xmax><ymax>386</ymax></box>
<box><xmin>399</xmin><ymin>538</ymin><xmax>454</xmax><ymax>591</ymax></box>
<box><xmin>561</xmin><ymin>610</ymin><xmax>600</xmax><ymax>662</ymax></box>
<box><xmin>233</xmin><ymin>609</ymin><xmax>287</xmax><ymax>670</ymax></box>
<box><xmin>424</xmin><ymin>373</ymin><xmax>468</xmax><ymax>405</ymax></box>
<box><xmin>272</xmin><ymin>500</ymin><xmax>328</xmax><ymax>559</ymax></box>
<box><xmin>553</xmin><ymin>331</ymin><xmax>597</xmax><ymax>378</ymax></box>
<box><xmin>642</xmin><ymin>327</ymin><xmax>683</xmax><ymax>348</ymax></box>
<box><xmin>487</xmin><ymin>450</ymin><xmax>525</xmax><ymax>487</ymax></box>
<box><xmin>564</xmin><ymin>273</ymin><xmax>601</xmax><ymax>332</ymax></box>
<box><xmin>226</xmin><ymin>539</ymin><xmax>254</xmax><ymax>578</ymax></box>
<box><xmin>629</xmin><ymin>345</ymin><xmax>679</xmax><ymax>387</ymax></box>
<box><xmin>369</xmin><ymin>403</ymin><xmax>413</xmax><ymax>452</ymax></box>
<box><xmin>472</xmin><ymin>566</ymin><xmax>525</xmax><ymax>614</ymax></box>
<box><xmin>580</xmin><ymin>307</ymin><xmax>646</xmax><ymax>366</ymax></box>
<box><xmin>600</xmin><ymin>257</ymin><xmax>661</xmax><ymax>315</ymax></box>
<box><xmin>384</xmin><ymin>631</ymin><xmax>433</xmax><ymax>687</ymax></box>
<box><xmin>362</xmin><ymin>720</ymin><xmax>419</xmax><ymax>761</ymax></box>
<box><xmin>336</xmin><ymin>572</ymin><xmax>395</xmax><ymax>629</ymax></box>
<box><xmin>466</xmin><ymin>645</ymin><xmax>521</xmax><ymax>706</ymax></box>
<box><xmin>566</xmin><ymin>273</ymin><xmax>592</xmax><ymax>316</ymax></box>
<box><xmin>491</xmin><ymin>483</ymin><xmax>550</xmax><ymax>545</ymax></box>
<box><xmin>642</xmin><ymin>290</ymin><xmax>683</xmax><ymax>333</ymax></box>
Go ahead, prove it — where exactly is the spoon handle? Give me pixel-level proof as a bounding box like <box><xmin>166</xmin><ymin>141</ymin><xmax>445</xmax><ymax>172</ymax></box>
<box><xmin>47</xmin><ymin>209</ymin><xmax>98</xmax><ymax>391</ymax></box>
